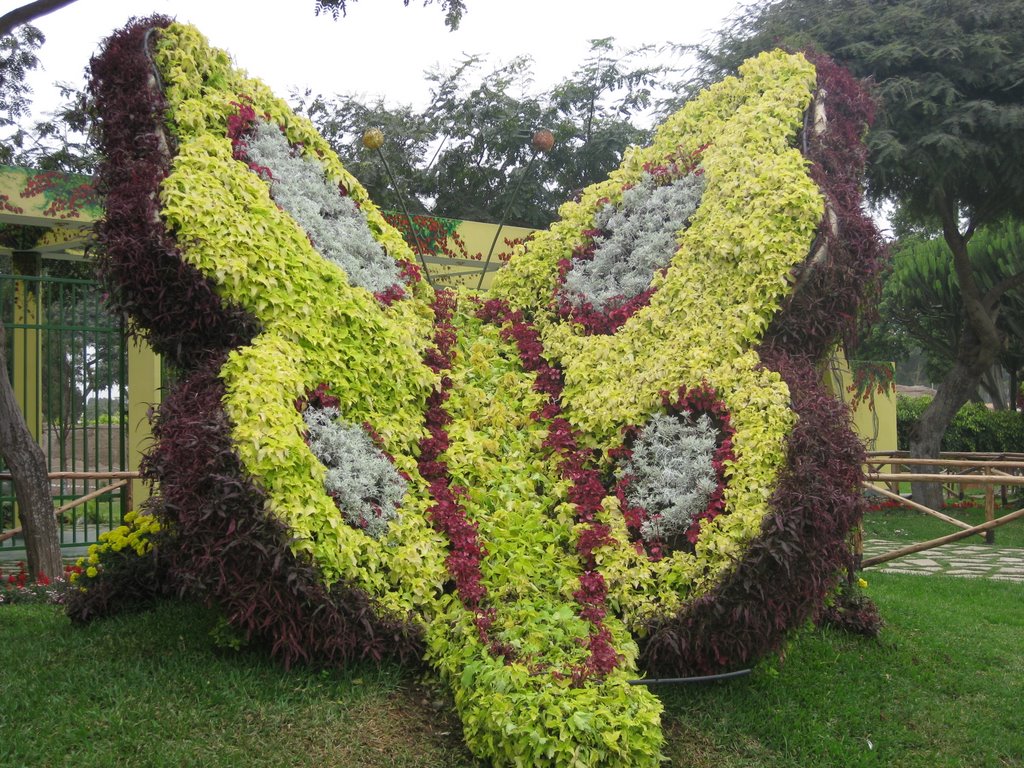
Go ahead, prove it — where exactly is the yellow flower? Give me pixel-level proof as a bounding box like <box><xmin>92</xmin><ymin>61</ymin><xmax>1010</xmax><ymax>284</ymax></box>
<box><xmin>857</xmin><ymin>578</ymin><xmax>868</xmax><ymax>589</ymax></box>
<box><xmin>86</xmin><ymin>566</ymin><xmax>98</xmax><ymax>578</ymax></box>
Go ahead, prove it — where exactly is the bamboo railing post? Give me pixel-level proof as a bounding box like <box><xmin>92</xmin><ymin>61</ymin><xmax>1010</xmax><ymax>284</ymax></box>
<box><xmin>888</xmin><ymin>459</ymin><xmax>900</xmax><ymax>495</ymax></box>
<box><xmin>985</xmin><ymin>467</ymin><xmax>995</xmax><ymax>545</ymax></box>
<box><xmin>852</xmin><ymin>524</ymin><xmax>864</xmax><ymax>572</ymax></box>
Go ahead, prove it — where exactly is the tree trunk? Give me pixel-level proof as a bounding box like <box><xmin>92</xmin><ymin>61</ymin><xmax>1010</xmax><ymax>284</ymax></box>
<box><xmin>909</xmin><ymin>202</ymin><xmax>1005</xmax><ymax>510</ymax></box>
<box><xmin>981</xmin><ymin>365</ymin><xmax>1005</xmax><ymax>410</ymax></box>
<box><xmin>909</xmin><ymin>357</ymin><xmax>991</xmax><ymax>510</ymax></box>
<box><xmin>0</xmin><ymin>322</ymin><xmax>60</xmax><ymax>580</ymax></box>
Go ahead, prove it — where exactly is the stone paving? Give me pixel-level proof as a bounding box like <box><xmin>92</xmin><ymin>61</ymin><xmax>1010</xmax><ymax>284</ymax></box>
<box><xmin>863</xmin><ymin>539</ymin><xmax>1024</xmax><ymax>582</ymax></box>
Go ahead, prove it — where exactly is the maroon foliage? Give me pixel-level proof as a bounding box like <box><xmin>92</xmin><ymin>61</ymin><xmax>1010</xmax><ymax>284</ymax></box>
<box><xmin>817</xmin><ymin>587</ymin><xmax>883</xmax><ymax>638</ymax></box>
<box><xmin>763</xmin><ymin>51</ymin><xmax>885</xmax><ymax>359</ymax></box>
<box><xmin>556</xmin><ymin>286</ymin><xmax>658</xmax><ymax>337</ymax></box>
<box><xmin>64</xmin><ymin>540</ymin><xmax>173</xmax><ymax>624</ymax></box>
<box><xmin>90</xmin><ymin>18</ymin><xmax>258</xmax><ymax>372</ymax></box>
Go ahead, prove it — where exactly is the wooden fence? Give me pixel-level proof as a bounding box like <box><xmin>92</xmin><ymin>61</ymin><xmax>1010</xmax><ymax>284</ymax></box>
<box><xmin>860</xmin><ymin>451</ymin><xmax>1024</xmax><ymax>568</ymax></box>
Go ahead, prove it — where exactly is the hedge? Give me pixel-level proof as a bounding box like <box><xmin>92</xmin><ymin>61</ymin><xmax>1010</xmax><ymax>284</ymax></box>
<box><xmin>897</xmin><ymin>395</ymin><xmax>1024</xmax><ymax>453</ymax></box>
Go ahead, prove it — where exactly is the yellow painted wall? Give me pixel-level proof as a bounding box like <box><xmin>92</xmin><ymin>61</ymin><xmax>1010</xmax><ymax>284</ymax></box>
<box><xmin>427</xmin><ymin>221</ymin><xmax>534</xmax><ymax>291</ymax></box>
<box><xmin>0</xmin><ymin>166</ymin><xmax>99</xmax><ymax>226</ymax></box>
<box><xmin>823</xmin><ymin>354</ymin><xmax>897</xmax><ymax>453</ymax></box>
<box><xmin>127</xmin><ymin>338</ymin><xmax>162</xmax><ymax>509</ymax></box>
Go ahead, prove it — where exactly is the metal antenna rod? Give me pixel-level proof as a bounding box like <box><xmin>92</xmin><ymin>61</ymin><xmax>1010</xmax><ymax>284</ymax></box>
<box><xmin>475</xmin><ymin>154</ymin><xmax>536</xmax><ymax>292</ymax></box>
<box><xmin>364</xmin><ymin>129</ymin><xmax>435</xmax><ymax>286</ymax></box>
<box><xmin>475</xmin><ymin>129</ymin><xmax>554</xmax><ymax>292</ymax></box>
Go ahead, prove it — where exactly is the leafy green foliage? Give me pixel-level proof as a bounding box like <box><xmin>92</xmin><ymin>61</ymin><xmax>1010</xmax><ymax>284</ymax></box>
<box><xmin>882</xmin><ymin>219</ymin><xmax>1024</xmax><ymax>405</ymax></box>
<box><xmin>314</xmin><ymin>0</ymin><xmax>466</xmax><ymax>30</ymax></box>
<box><xmin>690</xmin><ymin>0</ymin><xmax>1024</xmax><ymax>223</ymax></box>
<box><xmin>897</xmin><ymin>394</ymin><xmax>1024</xmax><ymax>453</ymax></box>
<box><xmin>0</xmin><ymin>23</ymin><xmax>42</xmax><ymax>165</ymax></box>
<box><xmin>0</xmin><ymin>22</ymin><xmax>96</xmax><ymax>172</ymax></box>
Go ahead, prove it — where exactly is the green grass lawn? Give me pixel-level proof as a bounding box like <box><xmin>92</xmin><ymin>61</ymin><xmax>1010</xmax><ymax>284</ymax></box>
<box><xmin>862</xmin><ymin>500</ymin><xmax>1024</xmax><ymax>548</ymax></box>
<box><xmin>1</xmin><ymin>573</ymin><xmax>1022</xmax><ymax>767</ymax></box>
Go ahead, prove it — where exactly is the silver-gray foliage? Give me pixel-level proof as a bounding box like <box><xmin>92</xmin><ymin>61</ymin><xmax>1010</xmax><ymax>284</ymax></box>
<box><xmin>245</xmin><ymin>120</ymin><xmax>402</xmax><ymax>294</ymax></box>
<box><xmin>303</xmin><ymin>406</ymin><xmax>406</xmax><ymax>539</ymax></box>
<box><xmin>621</xmin><ymin>411</ymin><xmax>719</xmax><ymax>543</ymax></box>
<box><xmin>562</xmin><ymin>171</ymin><xmax>706</xmax><ymax>311</ymax></box>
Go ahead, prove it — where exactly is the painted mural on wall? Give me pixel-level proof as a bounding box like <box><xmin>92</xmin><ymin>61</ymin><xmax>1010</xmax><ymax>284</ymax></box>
<box><xmin>69</xmin><ymin>17</ymin><xmax>884</xmax><ymax>766</ymax></box>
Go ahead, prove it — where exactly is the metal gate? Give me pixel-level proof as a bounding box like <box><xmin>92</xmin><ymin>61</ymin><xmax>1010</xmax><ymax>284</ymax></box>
<box><xmin>1</xmin><ymin>271</ymin><xmax>128</xmax><ymax>555</ymax></box>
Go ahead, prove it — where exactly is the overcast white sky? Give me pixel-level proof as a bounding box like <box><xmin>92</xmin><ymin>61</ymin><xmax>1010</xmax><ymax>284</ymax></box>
<box><xmin>15</xmin><ymin>0</ymin><xmax>742</xmax><ymax>118</ymax></box>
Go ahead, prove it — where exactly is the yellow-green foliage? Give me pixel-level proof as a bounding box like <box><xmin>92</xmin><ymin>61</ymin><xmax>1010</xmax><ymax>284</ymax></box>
<box><xmin>153</xmin><ymin>23</ymin><xmax>447</xmax><ymax>618</ymax></box>
<box><xmin>491</xmin><ymin>51</ymin><xmax>822</xmax><ymax>614</ymax></box>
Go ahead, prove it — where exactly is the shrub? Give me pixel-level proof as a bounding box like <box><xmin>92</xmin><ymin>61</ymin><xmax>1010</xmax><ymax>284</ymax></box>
<box><xmin>64</xmin><ymin>511</ymin><xmax>172</xmax><ymax>622</ymax></box>
<box><xmin>897</xmin><ymin>395</ymin><xmax>1024</xmax><ymax>453</ymax></box>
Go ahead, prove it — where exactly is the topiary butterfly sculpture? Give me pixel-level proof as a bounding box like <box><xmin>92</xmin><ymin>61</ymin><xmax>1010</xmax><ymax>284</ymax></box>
<box><xmin>81</xmin><ymin>17</ymin><xmax>882</xmax><ymax>766</ymax></box>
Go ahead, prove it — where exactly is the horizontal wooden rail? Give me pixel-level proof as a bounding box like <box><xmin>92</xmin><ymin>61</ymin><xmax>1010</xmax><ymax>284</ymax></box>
<box><xmin>0</xmin><ymin>478</ymin><xmax>129</xmax><ymax>544</ymax></box>
<box><xmin>867</xmin><ymin>451</ymin><xmax>1024</xmax><ymax>459</ymax></box>
<box><xmin>0</xmin><ymin>471</ymin><xmax>138</xmax><ymax>544</ymax></box>
<box><xmin>53</xmin><ymin>480</ymin><xmax>129</xmax><ymax>517</ymax></box>
<box><xmin>867</xmin><ymin>473</ymin><xmax>1024</xmax><ymax>485</ymax></box>
<box><xmin>864</xmin><ymin>458</ymin><xmax>1024</xmax><ymax>469</ymax></box>
<box><xmin>861</xmin><ymin>482</ymin><xmax>983</xmax><ymax>537</ymax></box>
<box><xmin>0</xmin><ymin>471</ymin><xmax>140</xmax><ymax>482</ymax></box>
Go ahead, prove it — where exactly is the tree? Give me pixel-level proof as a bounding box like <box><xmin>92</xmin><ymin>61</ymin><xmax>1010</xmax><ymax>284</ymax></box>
<box><xmin>313</xmin><ymin>0</ymin><xmax>466</xmax><ymax>30</ymax></box>
<box><xmin>295</xmin><ymin>39</ymin><xmax>662</xmax><ymax>229</ymax></box>
<box><xmin>0</xmin><ymin>320</ymin><xmax>60</xmax><ymax>580</ymax></box>
<box><xmin>879</xmin><ymin>220</ymin><xmax>1024</xmax><ymax>409</ymax></box>
<box><xmin>693</xmin><ymin>0</ymin><xmax>1024</xmax><ymax>507</ymax></box>
<box><xmin>0</xmin><ymin>23</ymin><xmax>43</xmax><ymax>165</ymax></box>
<box><xmin>0</xmin><ymin>0</ymin><xmax>466</xmax><ymax>38</ymax></box>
